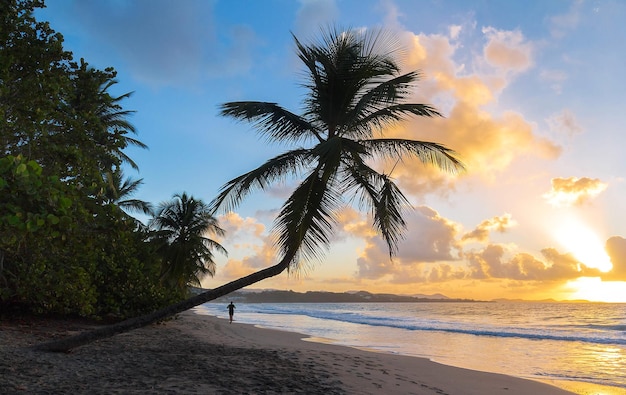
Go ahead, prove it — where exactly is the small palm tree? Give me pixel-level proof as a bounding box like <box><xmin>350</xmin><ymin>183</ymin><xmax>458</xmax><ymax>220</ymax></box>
<box><xmin>38</xmin><ymin>26</ymin><xmax>463</xmax><ymax>352</ymax></box>
<box><xmin>149</xmin><ymin>193</ymin><xmax>227</xmax><ymax>290</ymax></box>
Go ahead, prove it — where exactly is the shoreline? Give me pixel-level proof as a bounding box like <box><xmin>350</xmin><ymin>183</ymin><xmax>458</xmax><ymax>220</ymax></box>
<box><xmin>1</xmin><ymin>309</ymin><xmax>623</xmax><ymax>394</ymax></box>
<box><xmin>292</xmin><ymin>330</ymin><xmax>626</xmax><ymax>395</ymax></box>
<box><xmin>190</xmin><ymin>309</ymin><xmax>624</xmax><ymax>395</ymax></box>
<box><xmin>304</xmin><ymin>335</ymin><xmax>626</xmax><ymax>395</ymax></box>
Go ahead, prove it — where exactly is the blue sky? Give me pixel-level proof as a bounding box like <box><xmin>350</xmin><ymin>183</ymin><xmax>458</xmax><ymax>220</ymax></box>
<box><xmin>37</xmin><ymin>0</ymin><xmax>626</xmax><ymax>302</ymax></box>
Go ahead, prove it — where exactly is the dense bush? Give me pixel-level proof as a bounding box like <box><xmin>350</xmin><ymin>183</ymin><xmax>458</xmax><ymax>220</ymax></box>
<box><xmin>0</xmin><ymin>156</ymin><xmax>183</xmax><ymax>318</ymax></box>
<box><xmin>0</xmin><ymin>1</ymin><xmax>186</xmax><ymax>319</ymax></box>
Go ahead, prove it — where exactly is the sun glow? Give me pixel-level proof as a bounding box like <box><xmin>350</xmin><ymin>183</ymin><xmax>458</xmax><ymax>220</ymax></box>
<box><xmin>553</xmin><ymin>219</ymin><xmax>612</xmax><ymax>272</ymax></box>
<box><xmin>567</xmin><ymin>278</ymin><xmax>626</xmax><ymax>303</ymax></box>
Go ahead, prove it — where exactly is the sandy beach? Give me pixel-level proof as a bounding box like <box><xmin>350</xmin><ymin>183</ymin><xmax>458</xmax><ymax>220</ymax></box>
<box><xmin>0</xmin><ymin>309</ymin><xmax>595</xmax><ymax>394</ymax></box>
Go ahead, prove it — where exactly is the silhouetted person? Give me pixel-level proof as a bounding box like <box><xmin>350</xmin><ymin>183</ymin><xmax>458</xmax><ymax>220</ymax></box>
<box><xmin>227</xmin><ymin>302</ymin><xmax>236</xmax><ymax>323</ymax></box>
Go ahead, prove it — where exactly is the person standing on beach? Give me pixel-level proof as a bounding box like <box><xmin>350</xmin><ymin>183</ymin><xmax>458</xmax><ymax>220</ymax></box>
<box><xmin>227</xmin><ymin>302</ymin><xmax>236</xmax><ymax>323</ymax></box>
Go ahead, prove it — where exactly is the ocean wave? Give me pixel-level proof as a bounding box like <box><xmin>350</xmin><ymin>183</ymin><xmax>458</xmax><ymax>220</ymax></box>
<box><xmin>249</xmin><ymin>304</ymin><xmax>626</xmax><ymax>346</ymax></box>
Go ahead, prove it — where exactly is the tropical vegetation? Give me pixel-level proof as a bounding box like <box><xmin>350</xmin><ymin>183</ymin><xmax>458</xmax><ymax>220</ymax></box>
<box><xmin>1</xmin><ymin>0</ymin><xmax>224</xmax><ymax>320</ymax></box>
<box><xmin>36</xmin><ymin>25</ymin><xmax>464</xmax><ymax>352</ymax></box>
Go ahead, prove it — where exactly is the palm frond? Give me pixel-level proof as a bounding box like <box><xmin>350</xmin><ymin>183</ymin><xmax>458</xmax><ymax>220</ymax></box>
<box><xmin>215</xmin><ymin>26</ymin><xmax>465</xmax><ymax>266</ymax></box>
<box><xmin>210</xmin><ymin>148</ymin><xmax>313</xmax><ymax>213</ymax></box>
<box><xmin>374</xmin><ymin>175</ymin><xmax>410</xmax><ymax>256</ymax></box>
<box><xmin>341</xmin><ymin>160</ymin><xmax>409</xmax><ymax>256</ymax></box>
<box><xmin>274</xmin><ymin>168</ymin><xmax>342</xmax><ymax>267</ymax></box>
<box><xmin>118</xmin><ymin>198</ymin><xmax>153</xmax><ymax>216</ymax></box>
<box><xmin>220</xmin><ymin>101</ymin><xmax>322</xmax><ymax>143</ymax></box>
<box><xmin>349</xmin><ymin>103</ymin><xmax>442</xmax><ymax>139</ymax></box>
<box><xmin>103</xmin><ymin>170</ymin><xmax>153</xmax><ymax>215</ymax></box>
<box><xmin>340</xmin><ymin>72</ymin><xmax>431</xmax><ymax>138</ymax></box>
<box><xmin>202</xmin><ymin>237</ymin><xmax>228</xmax><ymax>257</ymax></box>
<box><xmin>361</xmin><ymin>138</ymin><xmax>466</xmax><ymax>174</ymax></box>
<box><xmin>295</xmin><ymin>28</ymin><xmax>405</xmax><ymax>138</ymax></box>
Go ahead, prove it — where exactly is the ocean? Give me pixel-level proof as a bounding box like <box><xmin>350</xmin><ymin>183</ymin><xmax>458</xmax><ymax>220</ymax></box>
<box><xmin>197</xmin><ymin>301</ymin><xmax>626</xmax><ymax>391</ymax></box>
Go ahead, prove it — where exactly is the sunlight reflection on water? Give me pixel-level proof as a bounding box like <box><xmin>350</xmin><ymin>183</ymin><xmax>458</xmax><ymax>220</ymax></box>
<box><xmin>197</xmin><ymin>302</ymin><xmax>626</xmax><ymax>391</ymax></box>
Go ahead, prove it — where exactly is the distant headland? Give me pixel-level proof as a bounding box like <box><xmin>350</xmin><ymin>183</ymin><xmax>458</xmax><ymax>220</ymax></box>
<box><xmin>196</xmin><ymin>288</ymin><xmax>483</xmax><ymax>303</ymax></box>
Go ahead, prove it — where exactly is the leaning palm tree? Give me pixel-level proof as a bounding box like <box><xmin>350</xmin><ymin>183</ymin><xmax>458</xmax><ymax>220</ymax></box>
<box><xmin>37</xmin><ymin>26</ymin><xmax>464</xmax><ymax>352</ymax></box>
<box><xmin>149</xmin><ymin>193</ymin><xmax>227</xmax><ymax>290</ymax></box>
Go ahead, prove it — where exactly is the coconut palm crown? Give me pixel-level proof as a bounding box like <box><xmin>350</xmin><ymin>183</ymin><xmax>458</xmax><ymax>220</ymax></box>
<box><xmin>213</xmin><ymin>27</ymin><xmax>464</xmax><ymax>269</ymax></box>
<box><xmin>150</xmin><ymin>193</ymin><xmax>227</xmax><ymax>289</ymax></box>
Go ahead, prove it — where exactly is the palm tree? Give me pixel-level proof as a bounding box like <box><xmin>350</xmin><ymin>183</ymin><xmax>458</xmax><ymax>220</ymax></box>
<box><xmin>95</xmin><ymin>77</ymin><xmax>147</xmax><ymax>172</ymax></box>
<box><xmin>102</xmin><ymin>169</ymin><xmax>153</xmax><ymax>216</ymax></box>
<box><xmin>215</xmin><ymin>27</ymin><xmax>463</xmax><ymax>269</ymax></box>
<box><xmin>37</xmin><ymin>27</ymin><xmax>464</xmax><ymax>352</ymax></box>
<box><xmin>149</xmin><ymin>193</ymin><xmax>227</xmax><ymax>290</ymax></box>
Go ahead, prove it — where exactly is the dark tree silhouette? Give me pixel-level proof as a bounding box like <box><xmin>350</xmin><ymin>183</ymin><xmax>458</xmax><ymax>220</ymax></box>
<box><xmin>149</xmin><ymin>193</ymin><xmax>227</xmax><ymax>290</ymax></box>
<box><xmin>37</xmin><ymin>27</ymin><xmax>463</xmax><ymax>352</ymax></box>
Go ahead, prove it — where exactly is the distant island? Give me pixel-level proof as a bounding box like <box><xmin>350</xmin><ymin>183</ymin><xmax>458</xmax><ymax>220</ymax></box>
<box><xmin>200</xmin><ymin>289</ymin><xmax>483</xmax><ymax>304</ymax></box>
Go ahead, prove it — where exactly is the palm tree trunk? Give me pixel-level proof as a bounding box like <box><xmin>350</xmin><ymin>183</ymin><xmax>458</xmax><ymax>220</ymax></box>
<box><xmin>36</xmin><ymin>256</ymin><xmax>292</xmax><ymax>352</ymax></box>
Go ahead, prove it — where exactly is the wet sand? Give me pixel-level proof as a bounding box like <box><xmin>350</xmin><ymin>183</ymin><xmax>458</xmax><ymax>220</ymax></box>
<box><xmin>0</xmin><ymin>309</ymin><xmax>595</xmax><ymax>394</ymax></box>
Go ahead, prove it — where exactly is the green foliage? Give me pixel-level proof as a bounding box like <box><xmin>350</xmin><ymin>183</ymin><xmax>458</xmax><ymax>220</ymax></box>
<box><xmin>0</xmin><ymin>1</ymin><xmax>182</xmax><ymax>320</ymax></box>
<box><xmin>0</xmin><ymin>156</ymin><xmax>181</xmax><ymax>318</ymax></box>
<box><xmin>0</xmin><ymin>155</ymin><xmax>95</xmax><ymax>315</ymax></box>
<box><xmin>1</xmin><ymin>0</ymin><xmax>144</xmax><ymax>194</ymax></box>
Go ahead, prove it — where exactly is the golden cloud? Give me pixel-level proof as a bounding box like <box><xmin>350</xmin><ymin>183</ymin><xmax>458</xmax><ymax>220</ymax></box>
<box><xmin>465</xmin><ymin>245</ymin><xmax>601</xmax><ymax>281</ymax></box>
<box><xmin>355</xmin><ymin>206</ymin><xmax>461</xmax><ymax>279</ymax></box>
<box><xmin>481</xmin><ymin>27</ymin><xmax>533</xmax><ymax>71</ymax></box>
<box><xmin>376</xmin><ymin>30</ymin><xmax>562</xmax><ymax>196</ymax></box>
<box><xmin>543</xmin><ymin>177</ymin><xmax>608</xmax><ymax>207</ymax></box>
<box><xmin>603</xmin><ymin>236</ymin><xmax>626</xmax><ymax>280</ymax></box>
<box><xmin>351</xmin><ymin>204</ymin><xmax>608</xmax><ymax>285</ymax></box>
<box><xmin>462</xmin><ymin>213</ymin><xmax>517</xmax><ymax>243</ymax></box>
<box><xmin>218</xmin><ymin>212</ymin><xmax>266</xmax><ymax>239</ymax></box>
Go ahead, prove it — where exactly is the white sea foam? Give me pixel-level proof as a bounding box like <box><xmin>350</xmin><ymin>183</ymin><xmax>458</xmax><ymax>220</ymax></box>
<box><xmin>198</xmin><ymin>301</ymin><xmax>626</xmax><ymax>389</ymax></box>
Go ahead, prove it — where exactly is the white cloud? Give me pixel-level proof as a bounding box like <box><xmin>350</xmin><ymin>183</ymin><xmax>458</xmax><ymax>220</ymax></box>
<box><xmin>549</xmin><ymin>0</ymin><xmax>583</xmax><ymax>38</ymax></box>
<box><xmin>295</xmin><ymin>0</ymin><xmax>339</xmax><ymax>37</ymax></box>
<box><xmin>69</xmin><ymin>1</ymin><xmax>263</xmax><ymax>87</ymax></box>
<box><xmin>546</xmin><ymin>109</ymin><xmax>583</xmax><ymax>137</ymax></box>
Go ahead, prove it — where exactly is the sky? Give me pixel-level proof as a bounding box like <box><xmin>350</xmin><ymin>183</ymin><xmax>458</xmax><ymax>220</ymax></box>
<box><xmin>37</xmin><ymin>0</ymin><xmax>626</xmax><ymax>302</ymax></box>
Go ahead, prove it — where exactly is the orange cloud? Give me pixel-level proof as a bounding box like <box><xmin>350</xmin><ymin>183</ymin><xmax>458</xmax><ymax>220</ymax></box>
<box><xmin>603</xmin><ymin>236</ymin><xmax>626</xmax><ymax>280</ymax></box>
<box><xmin>543</xmin><ymin>177</ymin><xmax>608</xmax><ymax>207</ymax></box>
<box><xmin>466</xmin><ymin>245</ymin><xmax>601</xmax><ymax>281</ymax></box>
<box><xmin>219</xmin><ymin>212</ymin><xmax>266</xmax><ymax>239</ymax></box>
<box><xmin>388</xmin><ymin>104</ymin><xmax>560</xmax><ymax>195</ymax></box>
<box><xmin>355</xmin><ymin>206</ymin><xmax>461</xmax><ymax>279</ymax></box>
<box><xmin>335</xmin><ymin>207</ymin><xmax>376</xmax><ymax>239</ymax></box>
<box><xmin>482</xmin><ymin>27</ymin><xmax>533</xmax><ymax>72</ymax></box>
<box><xmin>220</xmin><ymin>258</ymin><xmax>257</xmax><ymax>279</ymax></box>
<box><xmin>462</xmin><ymin>213</ymin><xmax>517</xmax><ymax>242</ymax></box>
<box><xmin>374</xmin><ymin>29</ymin><xmax>561</xmax><ymax>196</ymax></box>
<box><xmin>348</xmin><ymin>202</ymin><xmax>609</xmax><ymax>285</ymax></box>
